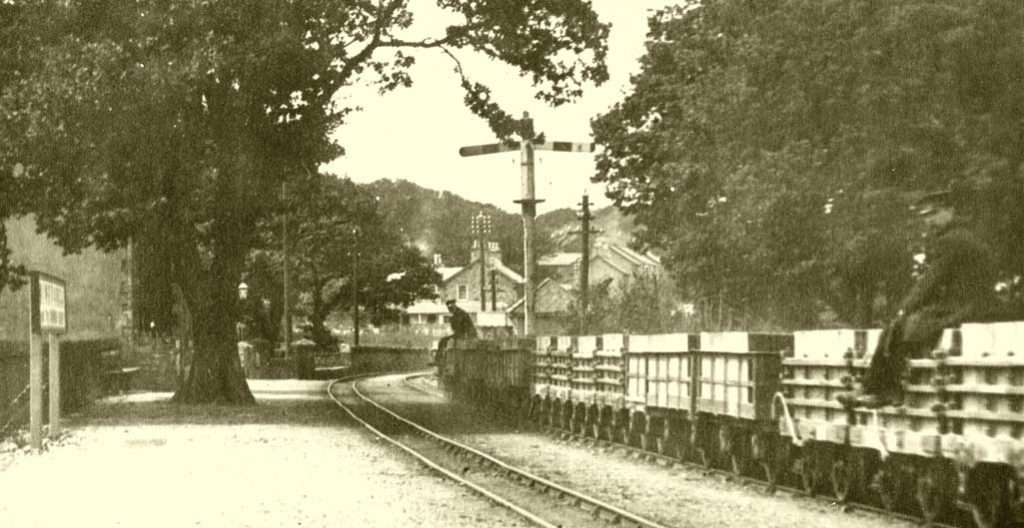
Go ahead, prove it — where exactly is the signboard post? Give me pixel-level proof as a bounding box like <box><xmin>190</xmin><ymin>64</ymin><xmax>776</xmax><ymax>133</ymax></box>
<box><xmin>29</xmin><ymin>272</ymin><xmax>67</xmax><ymax>451</ymax></box>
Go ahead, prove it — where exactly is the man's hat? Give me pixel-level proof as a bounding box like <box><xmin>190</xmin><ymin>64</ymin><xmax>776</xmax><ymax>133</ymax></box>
<box><xmin>445</xmin><ymin>299</ymin><xmax>458</xmax><ymax>305</ymax></box>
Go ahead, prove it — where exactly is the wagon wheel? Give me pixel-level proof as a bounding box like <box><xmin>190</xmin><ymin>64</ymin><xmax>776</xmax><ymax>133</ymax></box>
<box><xmin>638</xmin><ymin>429</ymin><xmax>650</xmax><ymax>451</ymax></box>
<box><xmin>968</xmin><ymin>470</ymin><xmax>1010</xmax><ymax>528</ymax></box>
<box><xmin>970</xmin><ymin>493</ymin><xmax>1008</xmax><ymax>528</ymax></box>
<box><xmin>656</xmin><ymin>424</ymin><xmax>670</xmax><ymax>456</ymax></box>
<box><xmin>591</xmin><ymin>414</ymin><xmax>602</xmax><ymax>440</ymax></box>
<box><xmin>831</xmin><ymin>458</ymin><xmax>855</xmax><ymax>503</ymax></box>
<box><xmin>796</xmin><ymin>452</ymin><xmax>818</xmax><ymax>496</ymax></box>
<box><xmin>675</xmin><ymin>426</ymin><xmax>692</xmax><ymax>461</ymax></box>
<box><xmin>730</xmin><ymin>451</ymin><xmax>748</xmax><ymax>477</ymax></box>
<box><xmin>762</xmin><ymin>458</ymin><xmax>778</xmax><ymax>492</ymax></box>
<box><xmin>870</xmin><ymin>468</ymin><xmax>899</xmax><ymax>512</ymax></box>
<box><xmin>914</xmin><ymin>460</ymin><xmax>953</xmax><ymax>524</ymax></box>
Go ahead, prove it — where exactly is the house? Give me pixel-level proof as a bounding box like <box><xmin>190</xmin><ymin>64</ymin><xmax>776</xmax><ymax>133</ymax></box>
<box><xmin>506</xmin><ymin>278</ymin><xmax>574</xmax><ymax>336</ymax></box>
<box><xmin>516</xmin><ymin>242</ymin><xmax>665</xmax><ymax>335</ymax></box>
<box><xmin>538</xmin><ymin>242</ymin><xmax>661</xmax><ymax>291</ymax></box>
<box><xmin>393</xmin><ymin>240</ymin><xmax>524</xmax><ymax>337</ymax></box>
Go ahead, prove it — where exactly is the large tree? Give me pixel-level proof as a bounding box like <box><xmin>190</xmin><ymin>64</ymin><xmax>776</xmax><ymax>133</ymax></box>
<box><xmin>3</xmin><ymin>0</ymin><xmax>609</xmax><ymax>403</ymax></box>
<box><xmin>0</xmin><ymin>2</ymin><xmax>31</xmax><ymax>300</ymax></box>
<box><xmin>593</xmin><ymin>0</ymin><xmax>1024</xmax><ymax>329</ymax></box>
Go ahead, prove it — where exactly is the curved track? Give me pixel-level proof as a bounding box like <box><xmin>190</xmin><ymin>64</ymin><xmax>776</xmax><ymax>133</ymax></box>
<box><xmin>328</xmin><ymin>374</ymin><xmax>675</xmax><ymax>528</ymax></box>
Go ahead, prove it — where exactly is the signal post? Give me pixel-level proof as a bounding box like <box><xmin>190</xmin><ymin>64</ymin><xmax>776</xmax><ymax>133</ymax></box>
<box><xmin>459</xmin><ymin>112</ymin><xmax>595</xmax><ymax>335</ymax></box>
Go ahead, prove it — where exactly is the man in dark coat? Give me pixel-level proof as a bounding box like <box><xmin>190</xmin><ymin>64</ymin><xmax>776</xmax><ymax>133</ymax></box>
<box><xmin>436</xmin><ymin>299</ymin><xmax>478</xmax><ymax>359</ymax></box>
<box><xmin>840</xmin><ymin>191</ymin><xmax>997</xmax><ymax>408</ymax></box>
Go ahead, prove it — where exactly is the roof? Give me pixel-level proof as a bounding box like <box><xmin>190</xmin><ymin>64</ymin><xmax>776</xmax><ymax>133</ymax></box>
<box><xmin>590</xmin><ymin>254</ymin><xmax>631</xmax><ymax>276</ymax></box>
<box><xmin>437</xmin><ymin>266</ymin><xmax>462</xmax><ymax>281</ymax></box>
<box><xmin>506</xmin><ymin>278</ymin><xmax>574</xmax><ymax>314</ymax></box>
<box><xmin>539</xmin><ymin>252</ymin><xmax>581</xmax><ymax>267</ymax></box>
<box><xmin>505</xmin><ymin>298</ymin><xmax>524</xmax><ymax>313</ymax></box>
<box><xmin>444</xmin><ymin>259</ymin><xmax>524</xmax><ymax>285</ymax></box>
<box><xmin>604</xmin><ymin>244</ymin><xmax>660</xmax><ymax>267</ymax></box>
<box><xmin>491</xmin><ymin>262</ymin><xmax>525</xmax><ymax>284</ymax></box>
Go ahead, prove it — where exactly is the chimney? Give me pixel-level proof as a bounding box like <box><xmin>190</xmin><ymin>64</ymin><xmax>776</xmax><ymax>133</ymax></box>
<box><xmin>486</xmin><ymin>241</ymin><xmax>502</xmax><ymax>266</ymax></box>
<box><xmin>469</xmin><ymin>240</ymin><xmax>502</xmax><ymax>265</ymax></box>
<box><xmin>432</xmin><ymin>253</ymin><xmax>443</xmax><ymax>267</ymax></box>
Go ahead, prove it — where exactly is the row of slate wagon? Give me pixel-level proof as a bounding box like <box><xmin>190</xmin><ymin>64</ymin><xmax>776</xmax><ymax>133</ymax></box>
<box><xmin>437</xmin><ymin>321</ymin><xmax>1024</xmax><ymax>527</ymax></box>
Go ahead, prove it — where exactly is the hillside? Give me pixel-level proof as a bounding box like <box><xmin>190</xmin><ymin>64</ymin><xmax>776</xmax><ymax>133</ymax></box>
<box><xmin>537</xmin><ymin>205</ymin><xmax>636</xmax><ymax>252</ymax></box>
<box><xmin>364</xmin><ymin>179</ymin><xmax>636</xmax><ymax>268</ymax></box>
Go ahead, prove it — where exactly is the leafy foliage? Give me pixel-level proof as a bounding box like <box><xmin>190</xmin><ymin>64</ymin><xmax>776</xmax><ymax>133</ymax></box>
<box><xmin>2</xmin><ymin>0</ymin><xmax>608</xmax><ymax>402</ymax></box>
<box><xmin>592</xmin><ymin>0</ymin><xmax>1024</xmax><ymax>328</ymax></box>
<box><xmin>565</xmin><ymin>273</ymin><xmax>679</xmax><ymax>334</ymax></box>
<box><xmin>267</xmin><ymin>172</ymin><xmax>439</xmax><ymax>345</ymax></box>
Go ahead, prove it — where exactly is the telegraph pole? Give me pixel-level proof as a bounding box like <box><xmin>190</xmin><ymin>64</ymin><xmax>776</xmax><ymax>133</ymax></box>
<box><xmin>490</xmin><ymin>269</ymin><xmax>497</xmax><ymax>311</ymax></box>
<box><xmin>471</xmin><ymin>212</ymin><xmax>491</xmax><ymax>312</ymax></box>
<box><xmin>572</xmin><ymin>194</ymin><xmax>601</xmax><ymax>335</ymax></box>
<box><xmin>458</xmin><ymin>112</ymin><xmax>595</xmax><ymax>336</ymax></box>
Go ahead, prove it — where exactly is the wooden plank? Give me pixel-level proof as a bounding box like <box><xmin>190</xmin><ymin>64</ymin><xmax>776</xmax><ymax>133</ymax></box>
<box><xmin>458</xmin><ymin>142</ymin><xmax>519</xmax><ymax>157</ymax></box>
<box><xmin>533</xmin><ymin>141</ymin><xmax>595</xmax><ymax>153</ymax></box>
<box><xmin>48</xmin><ymin>334</ymin><xmax>60</xmax><ymax>439</ymax></box>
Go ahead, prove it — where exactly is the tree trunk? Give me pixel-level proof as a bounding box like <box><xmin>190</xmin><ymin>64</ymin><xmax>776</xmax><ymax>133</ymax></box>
<box><xmin>172</xmin><ymin>251</ymin><xmax>255</xmax><ymax>404</ymax></box>
<box><xmin>172</xmin><ymin>161</ymin><xmax>256</xmax><ymax>405</ymax></box>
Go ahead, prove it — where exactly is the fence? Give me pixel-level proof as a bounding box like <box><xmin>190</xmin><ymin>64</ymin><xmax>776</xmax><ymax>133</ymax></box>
<box><xmin>1</xmin><ymin>338</ymin><xmax>121</xmax><ymax>438</ymax></box>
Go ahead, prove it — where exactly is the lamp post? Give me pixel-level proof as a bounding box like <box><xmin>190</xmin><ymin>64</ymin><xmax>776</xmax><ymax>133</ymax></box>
<box><xmin>237</xmin><ymin>282</ymin><xmax>249</xmax><ymax>342</ymax></box>
<box><xmin>282</xmin><ymin>181</ymin><xmax>292</xmax><ymax>357</ymax></box>
<box><xmin>351</xmin><ymin>226</ymin><xmax>361</xmax><ymax>347</ymax></box>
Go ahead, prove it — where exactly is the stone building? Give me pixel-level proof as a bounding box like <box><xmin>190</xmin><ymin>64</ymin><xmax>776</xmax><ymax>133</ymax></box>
<box><xmin>395</xmin><ymin>240</ymin><xmax>524</xmax><ymax>337</ymax></box>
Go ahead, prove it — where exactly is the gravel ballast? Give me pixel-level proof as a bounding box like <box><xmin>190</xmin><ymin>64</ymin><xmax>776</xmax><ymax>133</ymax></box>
<box><xmin>364</xmin><ymin>373</ymin><xmax>915</xmax><ymax>528</ymax></box>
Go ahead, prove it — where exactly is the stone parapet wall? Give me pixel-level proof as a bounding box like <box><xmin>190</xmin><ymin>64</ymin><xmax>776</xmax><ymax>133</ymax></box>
<box><xmin>351</xmin><ymin>346</ymin><xmax>430</xmax><ymax>373</ymax></box>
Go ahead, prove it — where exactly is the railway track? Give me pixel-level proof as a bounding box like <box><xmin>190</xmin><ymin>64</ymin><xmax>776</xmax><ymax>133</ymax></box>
<box><xmin>328</xmin><ymin>374</ymin><xmax>675</xmax><ymax>528</ymax></box>
<box><xmin>401</xmin><ymin>373</ymin><xmax>960</xmax><ymax>528</ymax></box>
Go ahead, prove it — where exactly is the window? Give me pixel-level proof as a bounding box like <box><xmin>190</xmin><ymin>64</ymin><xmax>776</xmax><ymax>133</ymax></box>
<box><xmin>427</xmin><ymin>315</ymin><xmax>438</xmax><ymax>324</ymax></box>
<box><xmin>457</xmin><ymin>285</ymin><xmax>468</xmax><ymax>300</ymax></box>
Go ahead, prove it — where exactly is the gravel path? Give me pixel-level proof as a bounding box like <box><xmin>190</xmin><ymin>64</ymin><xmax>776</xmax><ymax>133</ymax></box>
<box><xmin>366</xmin><ymin>373</ymin><xmax>915</xmax><ymax>528</ymax></box>
<box><xmin>0</xmin><ymin>380</ymin><xmax>529</xmax><ymax>528</ymax></box>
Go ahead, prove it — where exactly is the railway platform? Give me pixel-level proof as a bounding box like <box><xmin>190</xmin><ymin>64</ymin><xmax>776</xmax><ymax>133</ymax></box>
<box><xmin>0</xmin><ymin>379</ymin><xmax>527</xmax><ymax>528</ymax></box>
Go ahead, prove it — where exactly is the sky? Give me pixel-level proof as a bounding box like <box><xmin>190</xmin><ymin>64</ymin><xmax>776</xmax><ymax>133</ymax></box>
<box><xmin>322</xmin><ymin>1</ymin><xmax>676</xmax><ymax>214</ymax></box>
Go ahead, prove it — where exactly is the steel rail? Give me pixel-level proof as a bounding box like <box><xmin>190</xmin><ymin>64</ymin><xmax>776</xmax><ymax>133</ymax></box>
<box><xmin>335</xmin><ymin>374</ymin><xmax>676</xmax><ymax>528</ymax></box>
<box><xmin>328</xmin><ymin>376</ymin><xmax>560</xmax><ymax>528</ymax></box>
<box><xmin>403</xmin><ymin>374</ymin><xmax>955</xmax><ymax>528</ymax></box>
<box><xmin>535</xmin><ymin>424</ymin><xmax>955</xmax><ymax>528</ymax></box>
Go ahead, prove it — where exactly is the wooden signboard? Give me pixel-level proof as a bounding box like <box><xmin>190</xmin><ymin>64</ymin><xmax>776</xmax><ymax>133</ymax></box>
<box><xmin>31</xmin><ymin>272</ymin><xmax>67</xmax><ymax>334</ymax></box>
<box><xmin>28</xmin><ymin>272</ymin><xmax>67</xmax><ymax>451</ymax></box>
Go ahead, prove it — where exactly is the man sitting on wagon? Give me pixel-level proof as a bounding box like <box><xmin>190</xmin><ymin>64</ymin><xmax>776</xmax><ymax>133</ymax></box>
<box><xmin>434</xmin><ymin>299</ymin><xmax>478</xmax><ymax>363</ymax></box>
<box><xmin>839</xmin><ymin>189</ymin><xmax>999</xmax><ymax>409</ymax></box>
